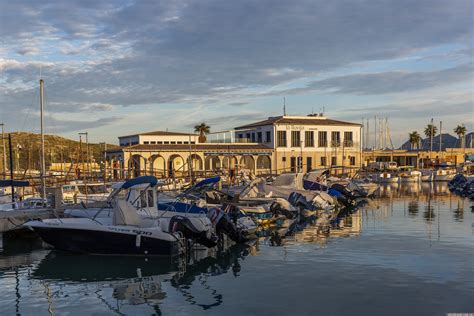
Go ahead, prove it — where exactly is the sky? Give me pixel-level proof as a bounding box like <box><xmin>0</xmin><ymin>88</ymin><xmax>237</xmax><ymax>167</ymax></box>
<box><xmin>0</xmin><ymin>0</ymin><xmax>473</xmax><ymax>146</ymax></box>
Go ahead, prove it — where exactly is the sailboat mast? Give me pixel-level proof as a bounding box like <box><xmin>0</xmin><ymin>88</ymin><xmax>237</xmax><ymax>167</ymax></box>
<box><xmin>439</xmin><ymin>121</ymin><xmax>442</xmax><ymax>154</ymax></box>
<box><xmin>39</xmin><ymin>79</ymin><xmax>46</xmax><ymax>201</ymax></box>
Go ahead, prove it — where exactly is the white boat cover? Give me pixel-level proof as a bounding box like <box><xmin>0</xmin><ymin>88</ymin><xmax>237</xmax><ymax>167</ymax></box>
<box><xmin>113</xmin><ymin>199</ymin><xmax>142</xmax><ymax>227</ymax></box>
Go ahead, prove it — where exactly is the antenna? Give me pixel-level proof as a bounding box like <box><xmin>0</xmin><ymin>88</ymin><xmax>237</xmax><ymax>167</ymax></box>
<box><xmin>283</xmin><ymin>97</ymin><xmax>286</xmax><ymax>116</ymax></box>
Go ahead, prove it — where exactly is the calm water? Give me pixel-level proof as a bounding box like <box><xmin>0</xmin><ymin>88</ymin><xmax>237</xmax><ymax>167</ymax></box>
<box><xmin>0</xmin><ymin>183</ymin><xmax>473</xmax><ymax>316</ymax></box>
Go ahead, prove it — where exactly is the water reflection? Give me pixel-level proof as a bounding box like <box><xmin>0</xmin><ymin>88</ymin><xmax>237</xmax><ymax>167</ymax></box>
<box><xmin>371</xmin><ymin>182</ymin><xmax>473</xmax><ymax>224</ymax></box>
<box><xmin>259</xmin><ymin>208</ymin><xmax>363</xmax><ymax>247</ymax></box>
<box><xmin>27</xmin><ymin>243</ymin><xmax>256</xmax><ymax>314</ymax></box>
<box><xmin>377</xmin><ymin>182</ymin><xmax>452</xmax><ymax>199</ymax></box>
<box><xmin>423</xmin><ymin>204</ymin><xmax>435</xmax><ymax>222</ymax></box>
<box><xmin>407</xmin><ymin>201</ymin><xmax>419</xmax><ymax>217</ymax></box>
<box><xmin>172</xmin><ymin>243</ymin><xmax>252</xmax><ymax>310</ymax></box>
<box><xmin>453</xmin><ymin>199</ymin><xmax>464</xmax><ymax>222</ymax></box>
<box><xmin>0</xmin><ymin>186</ymin><xmax>472</xmax><ymax>316</ymax></box>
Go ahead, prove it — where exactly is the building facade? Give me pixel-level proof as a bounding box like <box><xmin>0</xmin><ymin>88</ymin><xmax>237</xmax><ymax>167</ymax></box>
<box><xmin>105</xmin><ymin>115</ymin><xmax>362</xmax><ymax>179</ymax></box>
<box><xmin>234</xmin><ymin>115</ymin><xmax>362</xmax><ymax>173</ymax></box>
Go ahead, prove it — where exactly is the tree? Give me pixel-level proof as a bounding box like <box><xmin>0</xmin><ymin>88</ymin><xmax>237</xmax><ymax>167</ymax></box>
<box><xmin>194</xmin><ymin>123</ymin><xmax>210</xmax><ymax>143</ymax></box>
<box><xmin>408</xmin><ymin>131</ymin><xmax>421</xmax><ymax>150</ymax></box>
<box><xmin>424</xmin><ymin>124</ymin><xmax>437</xmax><ymax>138</ymax></box>
<box><xmin>453</xmin><ymin>124</ymin><xmax>467</xmax><ymax>148</ymax></box>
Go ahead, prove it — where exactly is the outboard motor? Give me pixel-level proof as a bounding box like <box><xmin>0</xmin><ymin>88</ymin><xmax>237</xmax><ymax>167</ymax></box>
<box><xmin>288</xmin><ymin>192</ymin><xmax>312</xmax><ymax>210</ymax></box>
<box><xmin>329</xmin><ymin>183</ymin><xmax>355</xmax><ymax>206</ymax></box>
<box><xmin>169</xmin><ymin>215</ymin><xmax>218</xmax><ymax>248</ymax></box>
<box><xmin>208</xmin><ymin>207</ymin><xmax>246</xmax><ymax>243</ymax></box>
<box><xmin>270</xmin><ymin>197</ymin><xmax>297</xmax><ymax>219</ymax></box>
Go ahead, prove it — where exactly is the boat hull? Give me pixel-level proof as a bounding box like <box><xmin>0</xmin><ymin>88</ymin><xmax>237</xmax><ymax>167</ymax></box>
<box><xmin>30</xmin><ymin>225</ymin><xmax>182</xmax><ymax>256</ymax></box>
<box><xmin>399</xmin><ymin>176</ymin><xmax>420</xmax><ymax>183</ymax></box>
<box><xmin>377</xmin><ymin>177</ymin><xmax>399</xmax><ymax>183</ymax></box>
<box><xmin>434</xmin><ymin>174</ymin><xmax>455</xmax><ymax>182</ymax></box>
<box><xmin>421</xmin><ymin>175</ymin><xmax>433</xmax><ymax>182</ymax></box>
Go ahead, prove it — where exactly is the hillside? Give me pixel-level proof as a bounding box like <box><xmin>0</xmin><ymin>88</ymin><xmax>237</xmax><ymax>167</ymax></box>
<box><xmin>0</xmin><ymin>132</ymin><xmax>118</xmax><ymax>172</ymax></box>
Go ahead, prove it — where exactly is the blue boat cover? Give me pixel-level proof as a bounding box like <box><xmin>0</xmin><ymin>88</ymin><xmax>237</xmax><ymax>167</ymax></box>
<box><xmin>122</xmin><ymin>176</ymin><xmax>158</xmax><ymax>189</ymax></box>
<box><xmin>303</xmin><ymin>179</ymin><xmax>328</xmax><ymax>191</ymax></box>
<box><xmin>157</xmin><ymin>201</ymin><xmax>208</xmax><ymax>214</ymax></box>
<box><xmin>195</xmin><ymin>176</ymin><xmax>220</xmax><ymax>188</ymax></box>
<box><xmin>0</xmin><ymin>180</ymin><xmax>30</xmax><ymax>187</ymax></box>
<box><xmin>328</xmin><ymin>188</ymin><xmax>343</xmax><ymax>198</ymax></box>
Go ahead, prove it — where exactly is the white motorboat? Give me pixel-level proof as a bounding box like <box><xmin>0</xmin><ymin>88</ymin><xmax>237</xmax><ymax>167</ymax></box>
<box><xmin>27</xmin><ymin>176</ymin><xmax>221</xmax><ymax>255</ymax></box>
<box><xmin>420</xmin><ymin>170</ymin><xmax>434</xmax><ymax>182</ymax></box>
<box><xmin>433</xmin><ymin>169</ymin><xmax>456</xmax><ymax>182</ymax></box>
<box><xmin>61</xmin><ymin>182</ymin><xmax>112</xmax><ymax>204</ymax></box>
<box><xmin>376</xmin><ymin>172</ymin><xmax>399</xmax><ymax>183</ymax></box>
<box><xmin>399</xmin><ymin>170</ymin><xmax>421</xmax><ymax>183</ymax></box>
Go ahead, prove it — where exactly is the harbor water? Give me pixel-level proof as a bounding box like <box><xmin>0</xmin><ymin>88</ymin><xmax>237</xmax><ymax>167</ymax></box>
<box><xmin>0</xmin><ymin>183</ymin><xmax>472</xmax><ymax>316</ymax></box>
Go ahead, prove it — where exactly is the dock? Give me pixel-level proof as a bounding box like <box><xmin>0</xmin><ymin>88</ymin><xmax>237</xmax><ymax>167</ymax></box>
<box><xmin>0</xmin><ymin>209</ymin><xmax>62</xmax><ymax>250</ymax></box>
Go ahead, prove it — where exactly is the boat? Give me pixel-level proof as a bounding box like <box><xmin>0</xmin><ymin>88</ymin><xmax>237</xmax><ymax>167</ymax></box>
<box><xmin>0</xmin><ymin>180</ymin><xmax>46</xmax><ymax>211</ymax></box>
<box><xmin>26</xmin><ymin>177</ymin><xmax>192</xmax><ymax>256</ymax></box>
<box><xmin>399</xmin><ymin>170</ymin><xmax>421</xmax><ymax>183</ymax></box>
<box><xmin>348</xmin><ymin>180</ymin><xmax>380</xmax><ymax>197</ymax></box>
<box><xmin>420</xmin><ymin>169</ymin><xmax>434</xmax><ymax>182</ymax></box>
<box><xmin>158</xmin><ymin>177</ymin><xmax>259</xmax><ymax>242</ymax></box>
<box><xmin>61</xmin><ymin>182</ymin><xmax>112</xmax><ymax>204</ymax></box>
<box><xmin>433</xmin><ymin>168</ymin><xmax>456</xmax><ymax>182</ymax></box>
<box><xmin>376</xmin><ymin>172</ymin><xmax>399</xmax><ymax>183</ymax></box>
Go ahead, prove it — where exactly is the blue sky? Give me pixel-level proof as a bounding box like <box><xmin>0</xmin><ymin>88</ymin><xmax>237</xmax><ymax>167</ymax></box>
<box><xmin>0</xmin><ymin>0</ymin><xmax>472</xmax><ymax>146</ymax></box>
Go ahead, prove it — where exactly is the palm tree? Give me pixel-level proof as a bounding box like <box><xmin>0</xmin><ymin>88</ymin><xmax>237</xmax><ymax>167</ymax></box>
<box><xmin>453</xmin><ymin>124</ymin><xmax>467</xmax><ymax>148</ymax></box>
<box><xmin>424</xmin><ymin>124</ymin><xmax>437</xmax><ymax>138</ymax></box>
<box><xmin>194</xmin><ymin>123</ymin><xmax>210</xmax><ymax>143</ymax></box>
<box><xmin>408</xmin><ymin>131</ymin><xmax>421</xmax><ymax>150</ymax></box>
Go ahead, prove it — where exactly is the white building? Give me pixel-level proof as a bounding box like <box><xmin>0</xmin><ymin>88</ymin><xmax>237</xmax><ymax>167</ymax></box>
<box><xmin>106</xmin><ymin>114</ymin><xmax>362</xmax><ymax>178</ymax></box>
<box><xmin>234</xmin><ymin>114</ymin><xmax>362</xmax><ymax>172</ymax></box>
<box><xmin>118</xmin><ymin>131</ymin><xmax>200</xmax><ymax>147</ymax></box>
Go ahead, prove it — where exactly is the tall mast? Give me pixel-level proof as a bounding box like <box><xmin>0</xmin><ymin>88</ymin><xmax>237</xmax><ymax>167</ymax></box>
<box><xmin>374</xmin><ymin>115</ymin><xmax>377</xmax><ymax>150</ymax></box>
<box><xmin>439</xmin><ymin>121</ymin><xmax>442</xmax><ymax>154</ymax></box>
<box><xmin>40</xmin><ymin>79</ymin><xmax>46</xmax><ymax>202</ymax></box>
<box><xmin>429</xmin><ymin>118</ymin><xmax>433</xmax><ymax>162</ymax></box>
<box><xmin>366</xmin><ymin>118</ymin><xmax>369</xmax><ymax>149</ymax></box>
<box><xmin>1</xmin><ymin>123</ymin><xmax>5</xmax><ymax>179</ymax></box>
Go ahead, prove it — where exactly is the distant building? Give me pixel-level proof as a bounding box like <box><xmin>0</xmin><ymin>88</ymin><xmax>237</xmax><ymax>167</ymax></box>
<box><xmin>105</xmin><ymin>114</ymin><xmax>362</xmax><ymax>179</ymax></box>
<box><xmin>118</xmin><ymin>131</ymin><xmax>200</xmax><ymax>146</ymax></box>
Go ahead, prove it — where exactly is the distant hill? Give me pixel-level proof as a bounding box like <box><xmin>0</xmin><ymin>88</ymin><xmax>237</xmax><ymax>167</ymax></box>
<box><xmin>400</xmin><ymin>132</ymin><xmax>473</xmax><ymax>150</ymax></box>
<box><xmin>0</xmin><ymin>132</ymin><xmax>118</xmax><ymax>172</ymax></box>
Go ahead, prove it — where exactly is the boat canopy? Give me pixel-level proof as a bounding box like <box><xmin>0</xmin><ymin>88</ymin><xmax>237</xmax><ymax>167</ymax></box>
<box><xmin>195</xmin><ymin>176</ymin><xmax>220</xmax><ymax>188</ymax></box>
<box><xmin>121</xmin><ymin>176</ymin><xmax>158</xmax><ymax>189</ymax></box>
<box><xmin>0</xmin><ymin>180</ymin><xmax>30</xmax><ymax>187</ymax></box>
